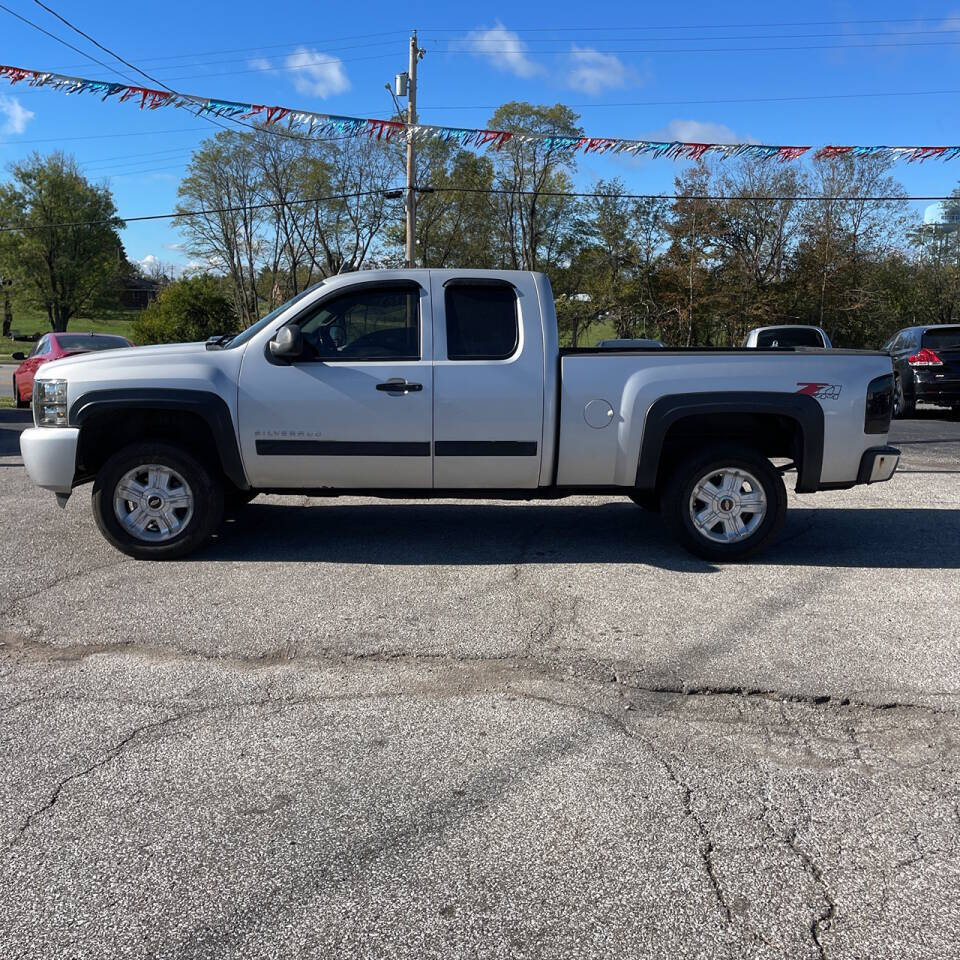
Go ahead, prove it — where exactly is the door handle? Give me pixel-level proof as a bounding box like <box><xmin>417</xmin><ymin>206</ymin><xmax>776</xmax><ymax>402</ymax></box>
<box><xmin>376</xmin><ymin>380</ymin><xmax>423</xmax><ymax>394</ymax></box>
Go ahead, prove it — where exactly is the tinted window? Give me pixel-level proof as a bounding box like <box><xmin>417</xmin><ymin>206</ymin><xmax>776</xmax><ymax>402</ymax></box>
<box><xmin>922</xmin><ymin>327</ymin><xmax>960</xmax><ymax>350</ymax></box>
<box><xmin>29</xmin><ymin>337</ymin><xmax>51</xmax><ymax>358</ymax></box>
<box><xmin>755</xmin><ymin>327</ymin><xmax>824</xmax><ymax>348</ymax></box>
<box><xmin>57</xmin><ymin>334</ymin><xmax>130</xmax><ymax>352</ymax></box>
<box><xmin>445</xmin><ymin>284</ymin><xmax>518</xmax><ymax>360</ymax></box>
<box><xmin>299</xmin><ymin>285</ymin><xmax>419</xmax><ymax>360</ymax></box>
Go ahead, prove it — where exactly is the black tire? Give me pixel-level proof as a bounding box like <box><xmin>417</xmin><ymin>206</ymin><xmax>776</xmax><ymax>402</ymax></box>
<box><xmin>893</xmin><ymin>375</ymin><xmax>915</xmax><ymax>419</ymax></box>
<box><xmin>92</xmin><ymin>442</ymin><xmax>224</xmax><ymax>560</ymax></box>
<box><xmin>660</xmin><ymin>445</ymin><xmax>787</xmax><ymax>562</ymax></box>
<box><xmin>14</xmin><ymin>377</ymin><xmax>29</xmax><ymax>409</ymax></box>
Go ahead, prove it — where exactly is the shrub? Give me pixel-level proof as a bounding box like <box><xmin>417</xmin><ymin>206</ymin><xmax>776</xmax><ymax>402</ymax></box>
<box><xmin>132</xmin><ymin>275</ymin><xmax>237</xmax><ymax>345</ymax></box>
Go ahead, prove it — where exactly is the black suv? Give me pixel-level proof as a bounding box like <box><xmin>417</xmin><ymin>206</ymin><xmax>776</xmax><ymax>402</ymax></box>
<box><xmin>885</xmin><ymin>325</ymin><xmax>960</xmax><ymax>417</ymax></box>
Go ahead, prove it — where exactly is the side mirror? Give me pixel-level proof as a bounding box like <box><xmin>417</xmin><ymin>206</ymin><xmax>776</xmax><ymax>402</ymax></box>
<box><xmin>11</xmin><ymin>352</ymin><xmax>25</xmax><ymax>361</ymax></box>
<box><xmin>269</xmin><ymin>326</ymin><xmax>304</xmax><ymax>362</ymax></box>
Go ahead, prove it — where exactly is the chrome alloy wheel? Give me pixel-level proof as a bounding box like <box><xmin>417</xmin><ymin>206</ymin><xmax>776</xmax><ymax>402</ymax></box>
<box><xmin>113</xmin><ymin>464</ymin><xmax>194</xmax><ymax>543</ymax></box>
<box><xmin>689</xmin><ymin>467</ymin><xmax>767</xmax><ymax>544</ymax></box>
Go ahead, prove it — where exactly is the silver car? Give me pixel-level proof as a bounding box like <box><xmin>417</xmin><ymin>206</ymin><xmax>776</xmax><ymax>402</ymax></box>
<box><xmin>743</xmin><ymin>325</ymin><xmax>832</xmax><ymax>348</ymax></box>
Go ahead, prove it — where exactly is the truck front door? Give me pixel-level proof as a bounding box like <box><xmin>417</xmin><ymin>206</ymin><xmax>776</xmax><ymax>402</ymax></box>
<box><xmin>238</xmin><ymin>279</ymin><xmax>433</xmax><ymax>489</ymax></box>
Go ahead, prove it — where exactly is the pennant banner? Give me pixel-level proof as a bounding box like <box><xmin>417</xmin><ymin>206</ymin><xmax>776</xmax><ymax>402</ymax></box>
<box><xmin>3</xmin><ymin>63</ymin><xmax>959</xmax><ymax>164</ymax></box>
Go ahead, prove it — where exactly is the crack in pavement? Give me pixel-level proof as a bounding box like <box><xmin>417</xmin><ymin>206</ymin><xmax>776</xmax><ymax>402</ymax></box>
<box><xmin>648</xmin><ymin>747</ymin><xmax>733</xmax><ymax>925</ymax></box>
<box><xmin>6</xmin><ymin>708</ymin><xmax>207</xmax><ymax>852</ymax></box>
<box><xmin>0</xmin><ymin>557</ymin><xmax>131</xmax><ymax>618</ymax></box>
<box><xmin>784</xmin><ymin>826</ymin><xmax>838</xmax><ymax>960</ymax></box>
<box><xmin>2</xmin><ymin>630</ymin><xmax>957</xmax><ymax>718</ymax></box>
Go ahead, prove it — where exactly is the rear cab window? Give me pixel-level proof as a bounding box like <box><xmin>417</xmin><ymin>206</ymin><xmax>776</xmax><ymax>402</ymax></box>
<box><xmin>445</xmin><ymin>283</ymin><xmax>519</xmax><ymax>360</ymax></box>
<box><xmin>755</xmin><ymin>328</ymin><xmax>824</xmax><ymax>348</ymax></box>
<box><xmin>921</xmin><ymin>327</ymin><xmax>960</xmax><ymax>350</ymax></box>
<box><xmin>56</xmin><ymin>335</ymin><xmax>130</xmax><ymax>352</ymax></box>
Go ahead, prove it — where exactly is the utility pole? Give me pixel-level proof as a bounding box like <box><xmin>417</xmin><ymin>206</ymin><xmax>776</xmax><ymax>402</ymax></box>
<box><xmin>404</xmin><ymin>30</ymin><xmax>422</xmax><ymax>268</ymax></box>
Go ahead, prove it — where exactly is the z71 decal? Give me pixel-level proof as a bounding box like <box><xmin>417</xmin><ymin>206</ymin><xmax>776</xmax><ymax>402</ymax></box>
<box><xmin>796</xmin><ymin>382</ymin><xmax>843</xmax><ymax>400</ymax></box>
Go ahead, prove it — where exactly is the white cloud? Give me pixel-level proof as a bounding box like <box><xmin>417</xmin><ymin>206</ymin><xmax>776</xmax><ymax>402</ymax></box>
<box><xmin>0</xmin><ymin>95</ymin><xmax>34</xmax><ymax>135</ymax></box>
<box><xmin>566</xmin><ymin>46</ymin><xmax>637</xmax><ymax>94</ymax></box>
<box><xmin>248</xmin><ymin>57</ymin><xmax>273</xmax><ymax>72</ymax></box>
<box><xmin>650</xmin><ymin>120</ymin><xmax>757</xmax><ymax>144</ymax></box>
<box><xmin>284</xmin><ymin>47</ymin><xmax>350</xmax><ymax>98</ymax></box>
<box><xmin>460</xmin><ymin>22</ymin><xmax>543</xmax><ymax>77</ymax></box>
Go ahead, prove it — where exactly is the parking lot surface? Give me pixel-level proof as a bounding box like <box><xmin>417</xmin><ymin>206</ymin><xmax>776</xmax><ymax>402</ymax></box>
<box><xmin>1</xmin><ymin>408</ymin><xmax>958</xmax><ymax>959</ymax></box>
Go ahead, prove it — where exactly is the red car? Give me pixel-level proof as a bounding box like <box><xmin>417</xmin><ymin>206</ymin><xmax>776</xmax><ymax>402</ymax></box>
<box><xmin>12</xmin><ymin>332</ymin><xmax>134</xmax><ymax>408</ymax></box>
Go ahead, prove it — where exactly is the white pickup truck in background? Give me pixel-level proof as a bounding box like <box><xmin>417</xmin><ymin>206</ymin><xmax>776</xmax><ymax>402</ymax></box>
<box><xmin>20</xmin><ymin>269</ymin><xmax>899</xmax><ymax>561</ymax></box>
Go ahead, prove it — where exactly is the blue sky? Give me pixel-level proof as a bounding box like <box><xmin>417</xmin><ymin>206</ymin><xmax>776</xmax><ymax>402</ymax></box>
<box><xmin>2</xmin><ymin>0</ymin><xmax>960</xmax><ymax>270</ymax></box>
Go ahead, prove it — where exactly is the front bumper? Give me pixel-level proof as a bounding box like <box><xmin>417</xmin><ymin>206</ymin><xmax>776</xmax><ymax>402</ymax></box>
<box><xmin>857</xmin><ymin>445</ymin><xmax>900</xmax><ymax>485</ymax></box>
<box><xmin>20</xmin><ymin>427</ymin><xmax>79</xmax><ymax>494</ymax></box>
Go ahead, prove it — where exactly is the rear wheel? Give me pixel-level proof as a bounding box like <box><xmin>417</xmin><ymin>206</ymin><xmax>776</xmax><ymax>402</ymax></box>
<box><xmin>14</xmin><ymin>377</ymin><xmax>28</xmax><ymax>409</ymax></box>
<box><xmin>893</xmin><ymin>375</ymin><xmax>915</xmax><ymax>419</ymax></box>
<box><xmin>660</xmin><ymin>445</ymin><xmax>787</xmax><ymax>562</ymax></box>
<box><xmin>92</xmin><ymin>442</ymin><xmax>224</xmax><ymax>560</ymax></box>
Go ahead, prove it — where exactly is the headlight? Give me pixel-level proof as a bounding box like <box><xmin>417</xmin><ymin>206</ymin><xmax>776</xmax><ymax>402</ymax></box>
<box><xmin>33</xmin><ymin>379</ymin><xmax>68</xmax><ymax>427</ymax></box>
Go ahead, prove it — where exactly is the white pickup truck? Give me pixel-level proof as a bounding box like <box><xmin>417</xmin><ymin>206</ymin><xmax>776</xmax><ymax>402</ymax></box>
<box><xmin>20</xmin><ymin>269</ymin><xmax>900</xmax><ymax>562</ymax></box>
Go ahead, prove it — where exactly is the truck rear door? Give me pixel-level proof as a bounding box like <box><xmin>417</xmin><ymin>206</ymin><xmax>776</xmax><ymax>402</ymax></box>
<box><xmin>430</xmin><ymin>273</ymin><xmax>544</xmax><ymax>488</ymax></box>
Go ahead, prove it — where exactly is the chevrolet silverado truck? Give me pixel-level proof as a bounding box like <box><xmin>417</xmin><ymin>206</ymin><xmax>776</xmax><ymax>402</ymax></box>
<box><xmin>20</xmin><ymin>269</ymin><xmax>900</xmax><ymax>562</ymax></box>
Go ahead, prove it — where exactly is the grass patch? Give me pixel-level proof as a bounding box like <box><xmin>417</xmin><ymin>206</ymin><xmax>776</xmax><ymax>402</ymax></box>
<box><xmin>1</xmin><ymin>308</ymin><xmax>139</xmax><ymax>361</ymax></box>
<box><xmin>0</xmin><ymin>396</ymin><xmax>18</xmax><ymax>409</ymax></box>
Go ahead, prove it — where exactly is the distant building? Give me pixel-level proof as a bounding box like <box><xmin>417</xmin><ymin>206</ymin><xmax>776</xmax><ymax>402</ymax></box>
<box><xmin>923</xmin><ymin>201</ymin><xmax>960</xmax><ymax>232</ymax></box>
<box><xmin>115</xmin><ymin>275</ymin><xmax>161</xmax><ymax>310</ymax></box>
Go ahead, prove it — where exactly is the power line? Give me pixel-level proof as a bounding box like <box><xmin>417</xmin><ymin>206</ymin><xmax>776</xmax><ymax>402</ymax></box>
<box><xmin>423</xmin><ymin>18</ymin><xmax>960</xmax><ymax>31</ymax></box>
<box><xmin>19</xmin><ymin>2</ymin><xmax>346</xmax><ymax>145</ymax></box>
<box><xmin>39</xmin><ymin>26</ymin><xmax>960</xmax><ymax>79</ymax></box>
<box><xmin>43</xmin><ymin>31</ymin><xmax>406</xmax><ymax>74</ymax></box>
<box><xmin>422</xmin><ymin>186</ymin><xmax>927</xmax><ymax>202</ymax></box>
<box><xmin>397</xmin><ymin>88</ymin><xmax>960</xmax><ymax>114</ymax></box>
<box><xmin>433</xmin><ymin>39</ymin><xmax>960</xmax><ymax>55</ymax></box>
<box><xmin>0</xmin><ymin>126</ymin><xmax>214</xmax><ymax>146</ymax></box>
<box><xmin>0</xmin><ymin>2</ymin><xmax>135</xmax><ymax>83</ymax></box>
<box><xmin>442</xmin><ymin>27</ymin><xmax>960</xmax><ymax>44</ymax></box>
<box><xmin>0</xmin><ymin>188</ymin><xmax>941</xmax><ymax>234</ymax></box>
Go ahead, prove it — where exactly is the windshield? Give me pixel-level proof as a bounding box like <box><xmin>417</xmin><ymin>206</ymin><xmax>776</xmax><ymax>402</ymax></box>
<box><xmin>57</xmin><ymin>334</ymin><xmax>130</xmax><ymax>351</ymax></box>
<box><xmin>922</xmin><ymin>327</ymin><xmax>960</xmax><ymax>350</ymax></box>
<box><xmin>223</xmin><ymin>282</ymin><xmax>325</xmax><ymax>349</ymax></box>
<box><xmin>755</xmin><ymin>327</ymin><xmax>825</xmax><ymax>348</ymax></box>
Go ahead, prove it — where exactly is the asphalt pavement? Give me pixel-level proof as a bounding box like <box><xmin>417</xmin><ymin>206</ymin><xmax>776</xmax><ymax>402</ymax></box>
<box><xmin>0</xmin><ymin>364</ymin><xmax>16</xmax><ymax>399</ymax></box>
<box><xmin>1</xmin><ymin>408</ymin><xmax>959</xmax><ymax>959</ymax></box>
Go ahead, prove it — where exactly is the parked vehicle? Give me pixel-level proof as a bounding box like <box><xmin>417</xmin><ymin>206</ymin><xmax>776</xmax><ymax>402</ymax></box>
<box><xmin>743</xmin><ymin>325</ymin><xmax>832</xmax><ymax>349</ymax></box>
<box><xmin>12</xmin><ymin>332</ymin><xmax>134</xmax><ymax>408</ymax></box>
<box><xmin>884</xmin><ymin>324</ymin><xmax>960</xmax><ymax>418</ymax></box>
<box><xmin>20</xmin><ymin>270</ymin><xmax>899</xmax><ymax>562</ymax></box>
<box><xmin>597</xmin><ymin>338</ymin><xmax>664</xmax><ymax>349</ymax></box>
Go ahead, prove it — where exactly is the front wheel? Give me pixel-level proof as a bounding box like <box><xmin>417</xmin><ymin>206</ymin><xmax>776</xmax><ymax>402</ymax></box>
<box><xmin>660</xmin><ymin>446</ymin><xmax>787</xmax><ymax>562</ymax></box>
<box><xmin>14</xmin><ymin>377</ymin><xmax>29</xmax><ymax>409</ymax></box>
<box><xmin>92</xmin><ymin>442</ymin><xmax>224</xmax><ymax>560</ymax></box>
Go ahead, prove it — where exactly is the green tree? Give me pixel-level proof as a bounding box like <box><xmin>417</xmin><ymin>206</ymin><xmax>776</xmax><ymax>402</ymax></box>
<box><xmin>0</xmin><ymin>152</ymin><xmax>124</xmax><ymax>332</ymax></box>
<box><xmin>486</xmin><ymin>102</ymin><xmax>582</xmax><ymax>270</ymax></box>
<box><xmin>132</xmin><ymin>274</ymin><xmax>237</xmax><ymax>345</ymax></box>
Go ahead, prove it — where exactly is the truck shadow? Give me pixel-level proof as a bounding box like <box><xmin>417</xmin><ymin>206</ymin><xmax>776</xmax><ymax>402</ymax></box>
<box><xmin>203</xmin><ymin>500</ymin><xmax>960</xmax><ymax>571</ymax></box>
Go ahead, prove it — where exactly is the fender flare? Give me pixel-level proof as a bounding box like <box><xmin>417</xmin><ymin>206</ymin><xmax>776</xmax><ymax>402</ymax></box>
<box><xmin>635</xmin><ymin>391</ymin><xmax>824</xmax><ymax>493</ymax></box>
<box><xmin>69</xmin><ymin>388</ymin><xmax>249</xmax><ymax>490</ymax></box>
